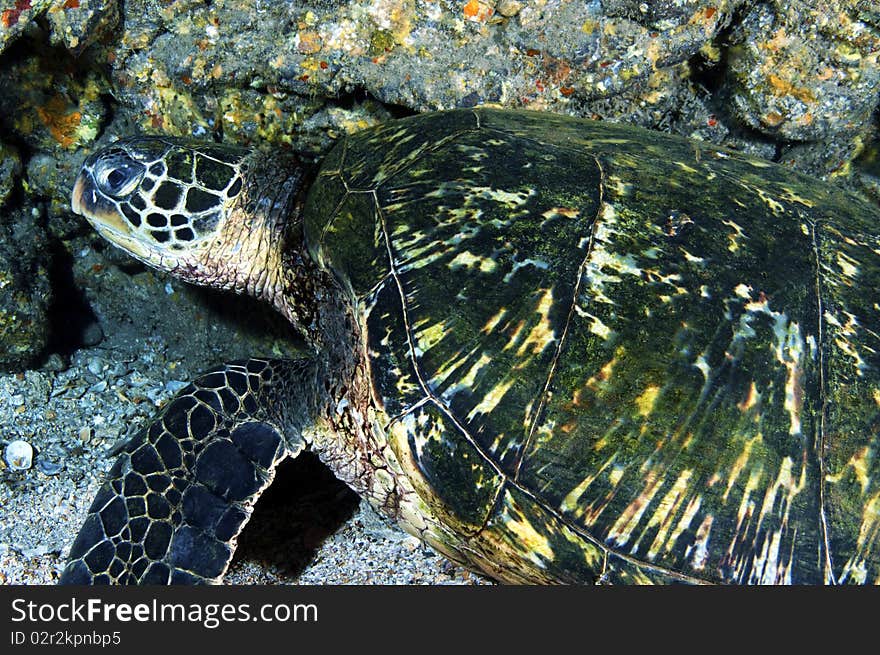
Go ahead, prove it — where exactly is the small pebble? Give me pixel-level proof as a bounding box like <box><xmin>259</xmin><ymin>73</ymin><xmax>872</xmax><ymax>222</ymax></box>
<box><xmin>19</xmin><ymin>545</ymin><xmax>50</xmax><ymax>558</ymax></box>
<box><xmin>87</xmin><ymin>357</ymin><xmax>104</xmax><ymax>377</ymax></box>
<box><xmin>127</xmin><ymin>371</ymin><xmax>150</xmax><ymax>387</ymax></box>
<box><xmin>145</xmin><ymin>387</ymin><xmax>166</xmax><ymax>404</ymax></box>
<box><xmin>10</xmin><ymin>395</ymin><xmax>24</xmax><ymax>406</ymax></box>
<box><xmin>36</xmin><ymin>458</ymin><xmax>63</xmax><ymax>476</ymax></box>
<box><xmin>42</xmin><ymin>353</ymin><xmax>66</xmax><ymax>372</ymax></box>
<box><xmin>496</xmin><ymin>0</ymin><xmax>522</xmax><ymax>17</ymax></box>
<box><xmin>109</xmin><ymin>362</ymin><xmax>130</xmax><ymax>377</ymax></box>
<box><xmin>4</xmin><ymin>440</ymin><xmax>34</xmax><ymax>471</ymax></box>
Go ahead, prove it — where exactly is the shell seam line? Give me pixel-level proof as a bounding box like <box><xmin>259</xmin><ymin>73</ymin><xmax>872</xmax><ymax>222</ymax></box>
<box><xmin>513</xmin><ymin>153</ymin><xmax>606</xmax><ymax>480</ymax></box>
<box><xmin>381</xmin><ymin>396</ymin><xmax>431</xmax><ymax>433</ymax></box>
<box><xmin>317</xmin><ymin>137</ymin><xmax>351</xmax><ymax>247</ymax></box>
<box><xmin>810</xmin><ymin>220</ymin><xmax>835</xmax><ymax>584</ymax></box>
<box><xmin>372</xmin><ymin>191</ymin><xmax>510</xmax><ymax>479</ymax></box>
<box><xmin>363</xmin><ymin>272</ymin><xmax>394</xmax><ymax>304</ymax></box>
<box><xmin>499</xmin><ymin>479</ymin><xmax>711</xmax><ymax>584</ymax></box>
<box><xmin>371</xmin><ymin>139</ymin><xmax>708</xmax><ymax>582</ymax></box>
<box><xmin>331</xmin><ymin>123</ymin><xmax>476</xmax><ymax>271</ymax></box>
<box><xmin>373</xmin><ymin>191</ymin><xmax>507</xmax><ymax>538</ymax></box>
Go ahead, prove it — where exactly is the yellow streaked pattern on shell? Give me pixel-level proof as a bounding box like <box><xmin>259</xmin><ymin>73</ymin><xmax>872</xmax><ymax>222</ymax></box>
<box><xmin>634</xmin><ymin>386</ymin><xmax>660</xmax><ymax>416</ymax></box>
<box><xmin>510</xmin><ymin>112</ymin><xmax>842</xmax><ymax>584</ymax></box>
<box><xmin>837</xmin><ymin>491</ymin><xmax>880</xmax><ymax>584</ymax></box>
<box><xmin>466</xmin><ymin>377</ymin><xmax>518</xmax><ymax>421</ymax></box>
<box><xmin>448</xmin><ymin>250</ymin><xmax>498</xmax><ymax>274</ymax></box>
<box><xmin>724</xmin><ymin>220</ymin><xmax>746</xmax><ymax>253</ymax></box>
<box><xmin>815</xmin><ymin>223</ymin><xmax>880</xmax><ymax>584</ymax></box>
<box><xmin>514</xmin><ymin>288</ymin><xmax>556</xmax><ymax>357</ymax></box>
<box><xmin>642</xmin><ymin>470</ymin><xmax>699</xmax><ymax>560</ymax></box>
<box><xmin>307</xmin><ymin>108</ymin><xmax>880</xmax><ymax>584</ymax></box>
<box><xmin>501</xmin><ymin>506</ymin><xmax>557</xmax><ymax>565</ymax></box>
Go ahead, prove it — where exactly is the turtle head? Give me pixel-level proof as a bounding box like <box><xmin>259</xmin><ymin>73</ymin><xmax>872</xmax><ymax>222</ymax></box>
<box><xmin>72</xmin><ymin>137</ymin><xmax>311</xmax><ymax>303</ymax></box>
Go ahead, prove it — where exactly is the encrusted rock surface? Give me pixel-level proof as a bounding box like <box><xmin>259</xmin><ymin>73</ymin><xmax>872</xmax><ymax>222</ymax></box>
<box><xmin>0</xmin><ymin>140</ymin><xmax>20</xmax><ymax>206</ymax></box>
<box><xmin>45</xmin><ymin>0</ymin><xmax>119</xmax><ymax>53</ymax></box>
<box><xmin>727</xmin><ymin>0</ymin><xmax>880</xmax><ymax>176</ymax></box>
<box><xmin>0</xmin><ymin>43</ymin><xmax>108</xmax><ymax>223</ymax></box>
<box><xmin>0</xmin><ymin>205</ymin><xmax>50</xmax><ymax>370</ymax></box>
<box><xmin>0</xmin><ymin>0</ymin><xmax>54</xmax><ymax>54</ymax></box>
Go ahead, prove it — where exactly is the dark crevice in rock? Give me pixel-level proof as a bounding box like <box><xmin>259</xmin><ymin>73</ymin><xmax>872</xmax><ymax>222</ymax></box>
<box><xmin>44</xmin><ymin>240</ymin><xmax>101</xmax><ymax>360</ymax></box>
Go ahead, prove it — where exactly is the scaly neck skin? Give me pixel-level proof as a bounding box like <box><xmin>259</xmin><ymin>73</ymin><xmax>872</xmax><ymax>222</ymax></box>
<box><xmin>196</xmin><ymin>150</ymin><xmax>310</xmax><ymax>323</ymax></box>
<box><xmin>247</xmin><ymin>154</ymin><xmax>359</xmax><ymax>357</ymax></box>
<box><xmin>205</xmin><ymin>151</ymin><xmax>371</xmax><ymax>491</ymax></box>
<box><xmin>230</xmin><ymin>154</ymin><xmax>412</xmax><ymax>520</ymax></box>
<box><xmin>227</xmin><ymin>150</ymin><xmax>362</xmax><ymax>389</ymax></box>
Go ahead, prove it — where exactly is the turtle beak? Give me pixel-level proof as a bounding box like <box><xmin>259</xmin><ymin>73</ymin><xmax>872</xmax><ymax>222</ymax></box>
<box><xmin>70</xmin><ymin>169</ymin><xmax>121</xmax><ymax>228</ymax></box>
<box><xmin>71</xmin><ymin>168</ymin><xmax>129</xmax><ymax>236</ymax></box>
<box><xmin>70</xmin><ymin>172</ymin><xmax>89</xmax><ymax>217</ymax></box>
<box><xmin>70</xmin><ymin>169</ymin><xmax>155</xmax><ymax>262</ymax></box>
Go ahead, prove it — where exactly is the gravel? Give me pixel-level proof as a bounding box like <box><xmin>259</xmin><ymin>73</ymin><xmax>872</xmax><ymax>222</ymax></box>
<box><xmin>0</xmin><ymin>241</ymin><xmax>487</xmax><ymax>585</ymax></box>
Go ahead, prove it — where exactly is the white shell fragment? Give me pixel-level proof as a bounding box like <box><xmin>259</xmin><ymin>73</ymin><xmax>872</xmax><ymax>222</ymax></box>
<box><xmin>4</xmin><ymin>439</ymin><xmax>34</xmax><ymax>471</ymax></box>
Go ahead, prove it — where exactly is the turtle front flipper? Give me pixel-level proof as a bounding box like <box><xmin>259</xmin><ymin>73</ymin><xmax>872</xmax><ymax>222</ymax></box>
<box><xmin>59</xmin><ymin>357</ymin><xmax>316</xmax><ymax>585</ymax></box>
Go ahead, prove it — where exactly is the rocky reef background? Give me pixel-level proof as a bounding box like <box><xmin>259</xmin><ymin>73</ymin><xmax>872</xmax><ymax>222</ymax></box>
<box><xmin>2</xmin><ymin>0</ymin><xmax>879</xmax><ymax>371</ymax></box>
<box><xmin>0</xmin><ymin>0</ymin><xmax>878</xmax><ymax>583</ymax></box>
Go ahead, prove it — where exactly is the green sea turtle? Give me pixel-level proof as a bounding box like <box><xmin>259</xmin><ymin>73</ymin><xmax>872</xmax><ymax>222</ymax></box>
<box><xmin>62</xmin><ymin>108</ymin><xmax>880</xmax><ymax>585</ymax></box>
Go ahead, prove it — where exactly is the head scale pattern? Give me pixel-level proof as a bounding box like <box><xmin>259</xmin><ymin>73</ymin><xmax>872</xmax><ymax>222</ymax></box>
<box><xmin>82</xmin><ymin>137</ymin><xmax>249</xmax><ymax>252</ymax></box>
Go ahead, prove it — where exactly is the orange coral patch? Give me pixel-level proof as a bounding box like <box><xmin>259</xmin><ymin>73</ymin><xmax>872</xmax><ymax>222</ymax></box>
<box><xmin>463</xmin><ymin>0</ymin><xmax>493</xmax><ymax>21</ymax></box>
<box><xmin>767</xmin><ymin>74</ymin><xmax>816</xmax><ymax>103</ymax></box>
<box><xmin>2</xmin><ymin>0</ymin><xmax>32</xmax><ymax>27</ymax></box>
<box><xmin>36</xmin><ymin>94</ymin><xmax>82</xmax><ymax>149</ymax></box>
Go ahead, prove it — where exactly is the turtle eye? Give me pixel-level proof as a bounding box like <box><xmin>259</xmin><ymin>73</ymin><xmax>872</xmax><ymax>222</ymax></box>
<box><xmin>94</xmin><ymin>154</ymin><xmax>146</xmax><ymax>199</ymax></box>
